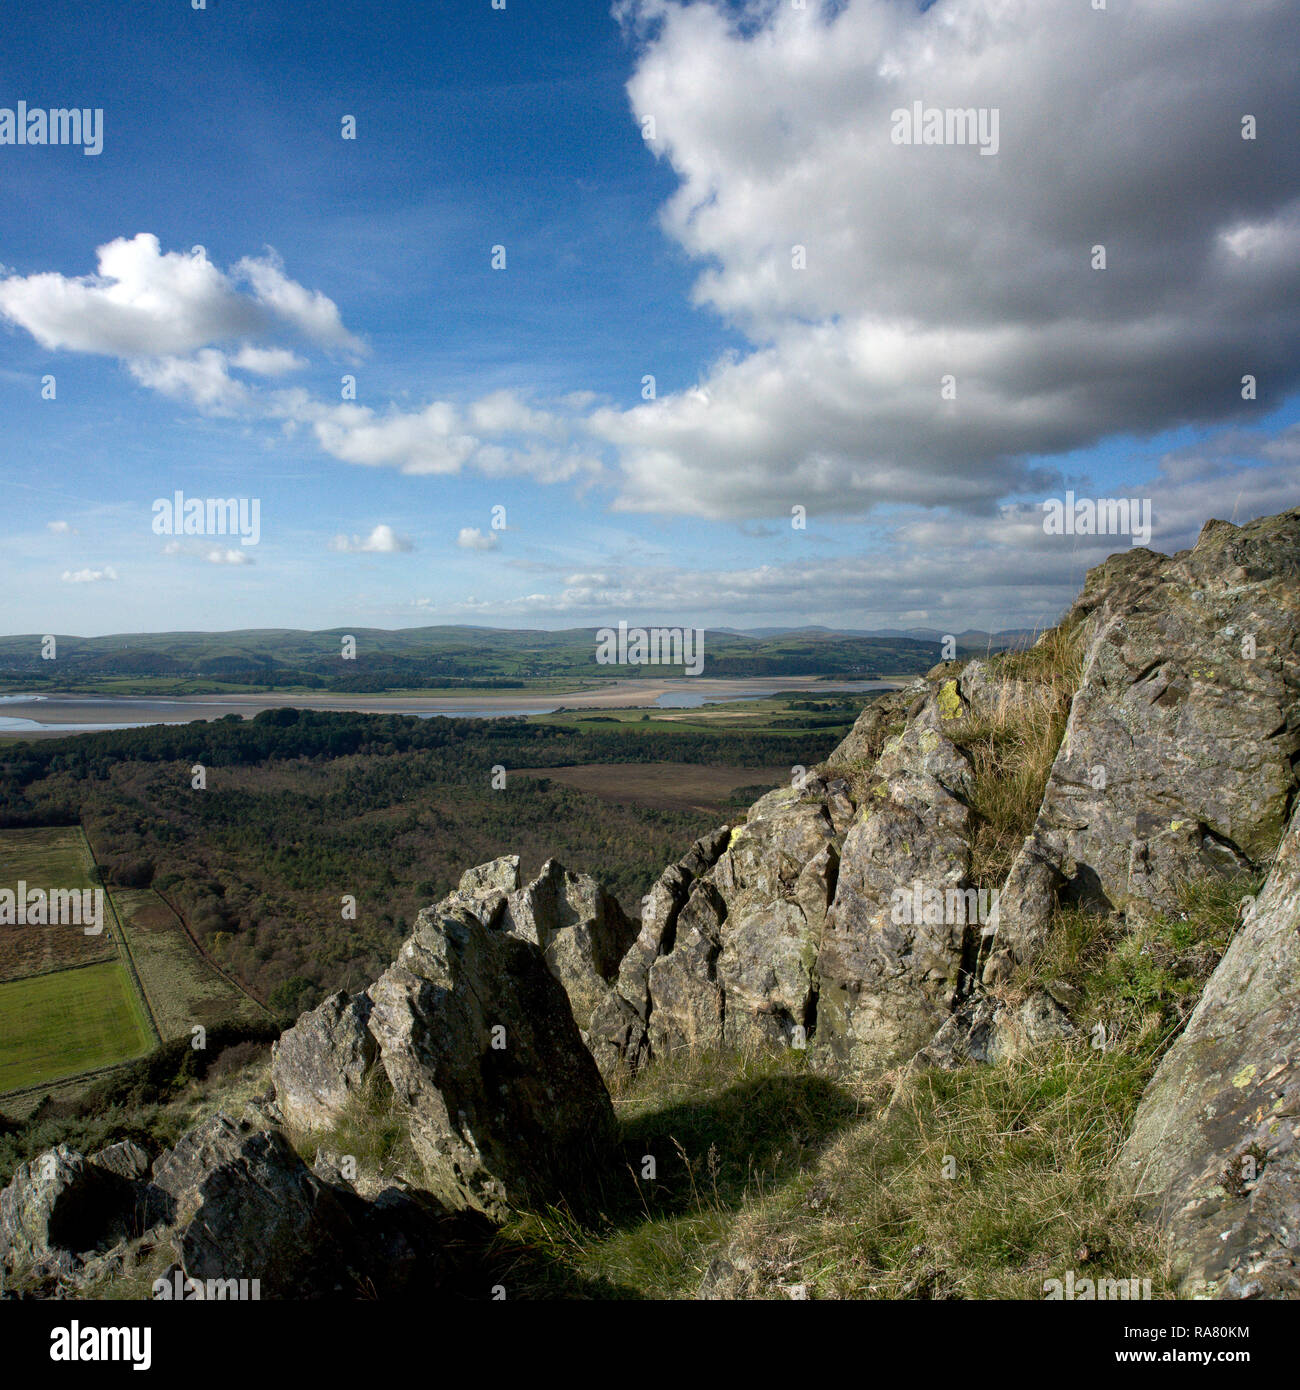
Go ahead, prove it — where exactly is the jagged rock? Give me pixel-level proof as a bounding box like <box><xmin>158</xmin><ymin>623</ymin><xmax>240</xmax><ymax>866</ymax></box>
<box><xmin>823</xmin><ymin>686</ymin><xmax>914</xmax><ymax>770</ymax></box>
<box><xmin>502</xmin><ymin>859</ymin><xmax>635</xmax><ymax>1031</ymax></box>
<box><xmin>918</xmin><ymin>990</ymin><xmax>1075</xmax><ymax>1070</ymax></box>
<box><xmin>149</xmin><ymin>1112</ymin><xmax>369</xmax><ymax>1298</ymax></box>
<box><xmin>88</xmin><ymin>1139</ymin><xmax>152</xmax><ymax>1183</ymax></box>
<box><xmin>271</xmin><ymin>989</ymin><xmax>378</xmax><ymax>1133</ymax></box>
<box><xmin>980</xmin><ymin>845</ymin><xmax>1063</xmax><ymax>987</ymax></box>
<box><xmin>984</xmin><ymin>510</ymin><xmax>1300</xmax><ymax>982</ymax></box>
<box><xmin>367</xmin><ymin>900</ymin><xmax>616</xmax><ymax>1219</ymax></box>
<box><xmin>459</xmin><ymin>856</ymin><xmax>521</xmax><ymax>895</ymax></box>
<box><xmin>816</xmin><ymin>726</ymin><xmax>976</xmax><ymax>1068</ymax></box>
<box><xmin>825</xmin><ymin>780</ymin><xmax>855</xmax><ymax>835</ymax></box>
<box><xmin>1120</xmin><ymin>802</ymin><xmax>1300</xmax><ymax>1297</ymax></box>
<box><xmin>646</xmin><ymin>880</ymin><xmax>727</xmax><ymax>1055</ymax></box>
<box><xmin>587</xmin><ymin>827</ymin><xmax>729</xmax><ymax>1076</ymax></box>
<box><xmin>0</xmin><ymin>1146</ymin><xmax>142</xmax><ymax>1275</ymax></box>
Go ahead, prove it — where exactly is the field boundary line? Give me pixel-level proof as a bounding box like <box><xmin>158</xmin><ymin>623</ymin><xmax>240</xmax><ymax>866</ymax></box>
<box><xmin>75</xmin><ymin>826</ymin><xmax>161</xmax><ymax>1047</ymax></box>
<box><xmin>147</xmin><ymin>884</ymin><xmax>275</xmax><ymax>1023</ymax></box>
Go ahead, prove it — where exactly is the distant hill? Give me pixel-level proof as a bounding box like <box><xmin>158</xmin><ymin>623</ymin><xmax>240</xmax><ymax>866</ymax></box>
<box><xmin>0</xmin><ymin>624</ymin><xmax>1010</xmax><ymax>694</ymax></box>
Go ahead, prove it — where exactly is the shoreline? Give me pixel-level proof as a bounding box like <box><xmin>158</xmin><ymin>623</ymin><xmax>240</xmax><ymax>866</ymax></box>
<box><xmin>0</xmin><ymin>677</ymin><xmax>904</xmax><ymax>738</ymax></box>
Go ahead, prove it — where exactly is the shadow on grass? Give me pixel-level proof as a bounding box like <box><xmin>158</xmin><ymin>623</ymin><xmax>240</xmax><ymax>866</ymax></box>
<box><xmin>612</xmin><ymin>1070</ymin><xmax>862</xmax><ymax>1222</ymax></box>
<box><xmin>475</xmin><ymin>1067</ymin><xmax>862</xmax><ymax>1298</ymax></box>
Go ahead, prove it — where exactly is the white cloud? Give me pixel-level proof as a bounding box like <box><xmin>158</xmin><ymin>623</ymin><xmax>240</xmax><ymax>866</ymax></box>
<box><xmin>46</xmin><ymin>520</ymin><xmax>71</xmax><ymax>534</ymax></box>
<box><xmin>592</xmin><ymin>0</ymin><xmax>1300</xmax><ymax>519</ymax></box>
<box><xmin>0</xmin><ymin>233</ymin><xmax>360</xmax><ymax>360</ymax></box>
<box><xmin>61</xmin><ymin>566</ymin><xmax>117</xmax><ymax>583</ymax></box>
<box><xmin>329</xmin><ymin>524</ymin><xmax>414</xmax><ymax>554</ymax></box>
<box><xmin>128</xmin><ymin>349</ymin><xmax>252</xmax><ymax>415</ymax></box>
<box><xmin>457</xmin><ymin>527</ymin><xmax>499</xmax><ymax>551</ymax></box>
<box><xmin>231</xmin><ymin>345</ymin><xmax>307</xmax><ymax>376</ymax></box>
<box><xmin>206</xmin><ymin>548</ymin><xmax>254</xmax><ymax>565</ymax></box>
<box><xmin>235</xmin><ymin>253</ymin><xmax>366</xmax><ymax>357</ymax></box>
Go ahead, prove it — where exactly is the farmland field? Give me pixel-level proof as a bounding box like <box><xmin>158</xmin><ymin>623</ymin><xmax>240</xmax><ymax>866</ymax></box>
<box><xmin>513</xmin><ymin>762</ymin><xmax>787</xmax><ymax>814</ymax></box>
<box><xmin>113</xmin><ymin>887</ymin><xmax>267</xmax><ymax>1039</ymax></box>
<box><xmin>0</xmin><ymin>960</ymin><xmax>153</xmax><ymax>1093</ymax></box>
<box><xmin>0</xmin><ymin>827</ymin><xmax>115</xmax><ymax>981</ymax></box>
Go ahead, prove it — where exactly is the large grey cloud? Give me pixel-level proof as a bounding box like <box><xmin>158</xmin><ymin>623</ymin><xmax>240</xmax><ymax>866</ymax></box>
<box><xmin>592</xmin><ymin>0</ymin><xmax>1300</xmax><ymax>518</ymax></box>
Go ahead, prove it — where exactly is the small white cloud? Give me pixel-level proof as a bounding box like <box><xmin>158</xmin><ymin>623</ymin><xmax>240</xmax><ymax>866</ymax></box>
<box><xmin>329</xmin><ymin>523</ymin><xmax>413</xmax><ymax>554</ymax></box>
<box><xmin>457</xmin><ymin>527</ymin><xmax>499</xmax><ymax>551</ymax></box>
<box><xmin>62</xmin><ymin>566</ymin><xmax>117</xmax><ymax>583</ymax></box>
<box><xmin>206</xmin><ymin>549</ymin><xmax>253</xmax><ymax>565</ymax></box>
<box><xmin>231</xmin><ymin>345</ymin><xmax>307</xmax><ymax>376</ymax></box>
<box><xmin>47</xmin><ymin>520</ymin><xmax>71</xmax><ymax>534</ymax></box>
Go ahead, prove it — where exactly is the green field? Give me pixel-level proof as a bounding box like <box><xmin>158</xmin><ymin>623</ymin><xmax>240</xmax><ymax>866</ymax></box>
<box><xmin>113</xmin><ymin>887</ymin><xmax>266</xmax><ymax>1040</ymax></box>
<box><xmin>0</xmin><ymin>960</ymin><xmax>154</xmax><ymax>1093</ymax></box>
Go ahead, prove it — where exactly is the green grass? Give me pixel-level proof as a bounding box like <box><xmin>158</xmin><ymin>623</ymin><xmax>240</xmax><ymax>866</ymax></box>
<box><xmin>0</xmin><ymin>825</ymin><xmax>101</xmax><ymax>889</ymax></box>
<box><xmin>0</xmin><ymin>960</ymin><xmax>154</xmax><ymax>1093</ymax></box>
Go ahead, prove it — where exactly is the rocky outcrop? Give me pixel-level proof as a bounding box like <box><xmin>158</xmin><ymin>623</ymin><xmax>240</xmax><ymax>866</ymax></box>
<box><xmin>816</xmin><ymin>714</ymin><xmax>977</xmax><ymax>1067</ymax></box>
<box><xmin>368</xmin><ymin>898</ymin><xmax>616</xmax><ymax>1219</ymax></box>
<box><xmin>502</xmin><ymin>858</ymin><xmax>635</xmax><ymax>1032</ymax></box>
<box><xmin>150</xmin><ymin>1111</ymin><xmax>371</xmax><ymax>1298</ymax></box>
<box><xmin>586</xmin><ymin>826</ymin><xmax>731</xmax><ymax>1075</ymax></box>
<box><xmin>983</xmin><ymin>510</ymin><xmax>1300</xmax><ymax>983</ymax></box>
<box><xmin>267</xmin><ymin>862</ymin><xmax>623</xmax><ymax>1219</ymax></box>
<box><xmin>0</xmin><ymin>1144</ymin><xmax>149</xmax><ymax>1281</ymax></box>
<box><xmin>271</xmin><ymin>989</ymin><xmax>378</xmax><ymax>1133</ymax></box>
<box><xmin>1120</xmin><ymin>801</ymin><xmax>1300</xmax><ymax>1297</ymax></box>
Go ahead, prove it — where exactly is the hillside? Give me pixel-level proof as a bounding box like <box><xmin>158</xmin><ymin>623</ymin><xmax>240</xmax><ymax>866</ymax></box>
<box><xmin>0</xmin><ymin>626</ymin><xmax>1002</xmax><ymax>695</ymax></box>
<box><xmin>1</xmin><ymin>508</ymin><xmax>1297</xmax><ymax>1303</ymax></box>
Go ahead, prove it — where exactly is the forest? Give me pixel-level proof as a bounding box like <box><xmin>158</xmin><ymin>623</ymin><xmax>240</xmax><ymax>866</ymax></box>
<box><xmin>0</xmin><ymin>709</ymin><xmax>845</xmax><ymax>1017</ymax></box>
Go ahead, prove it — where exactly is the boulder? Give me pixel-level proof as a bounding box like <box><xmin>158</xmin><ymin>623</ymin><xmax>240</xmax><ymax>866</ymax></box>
<box><xmin>0</xmin><ymin>1145</ymin><xmax>142</xmax><ymax>1275</ymax></box>
<box><xmin>917</xmin><ymin>990</ymin><xmax>1075</xmax><ymax>1070</ymax></box>
<box><xmin>367</xmin><ymin>900</ymin><xmax>616</xmax><ymax>1219</ymax></box>
<box><xmin>271</xmin><ymin>989</ymin><xmax>378</xmax><ymax>1133</ymax></box>
<box><xmin>1120</xmin><ymin>801</ymin><xmax>1300</xmax><ymax>1297</ymax></box>
<box><xmin>149</xmin><ymin>1111</ymin><xmax>367</xmax><ymax>1298</ymax></box>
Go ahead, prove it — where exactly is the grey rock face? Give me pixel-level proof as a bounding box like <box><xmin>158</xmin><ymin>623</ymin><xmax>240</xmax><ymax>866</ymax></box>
<box><xmin>917</xmin><ymin>990</ymin><xmax>1075</xmax><ymax>1070</ymax></box>
<box><xmin>1120</xmin><ymin>802</ymin><xmax>1300</xmax><ymax>1297</ymax></box>
<box><xmin>150</xmin><ymin>1112</ymin><xmax>361</xmax><ymax>1298</ymax></box>
<box><xmin>271</xmin><ymin>989</ymin><xmax>378</xmax><ymax>1133</ymax></box>
<box><xmin>367</xmin><ymin>901</ymin><xmax>616</xmax><ymax>1219</ymax></box>
<box><xmin>816</xmin><ymin>725</ymin><xmax>976</xmax><ymax>1068</ymax></box>
<box><xmin>984</xmin><ymin>510</ymin><xmax>1300</xmax><ymax>983</ymax></box>
<box><xmin>823</xmin><ymin>686</ymin><xmax>915</xmax><ymax>770</ymax></box>
<box><xmin>586</xmin><ymin>827</ymin><xmax>730</xmax><ymax>1076</ymax></box>
<box><xmin>502</xmin><ymin>858</ymin><xmax>636</xmax><ymax>1031</ymax></box>
<box><xmin>87</xmin><ymin>1139</ymin><xmax>152</xmax><ymax>1183</ymax></box>
<box><xmin>0</xmin><ymin>1146</ymin><xmax>141</xmax><ymax>1274</ymax></box>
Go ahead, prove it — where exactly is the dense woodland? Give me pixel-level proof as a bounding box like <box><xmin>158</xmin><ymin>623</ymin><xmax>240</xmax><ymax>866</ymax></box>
<box><xmin>0</xmin><ymin>711</ymin><xmax>843</xmax><ymax>1016</ymax></box>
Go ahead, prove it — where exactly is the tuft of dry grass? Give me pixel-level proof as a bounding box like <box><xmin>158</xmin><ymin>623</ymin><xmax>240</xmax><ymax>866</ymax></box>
<box><xmin>957</xmin><ymin>623</ymin><xmax>1085</xmax><ymax>888</ymax></box>
<box><xmin>708</xmin><ymin>1046</ymin><xmax>1174</xmax><ymax>1299</ymax></box>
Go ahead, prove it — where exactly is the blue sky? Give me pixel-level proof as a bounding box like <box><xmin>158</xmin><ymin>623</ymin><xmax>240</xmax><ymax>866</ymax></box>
<box><xmin>2</xmin><ymin>0</ymin><xmax>1297</xmax><ymax>637</ymax></box>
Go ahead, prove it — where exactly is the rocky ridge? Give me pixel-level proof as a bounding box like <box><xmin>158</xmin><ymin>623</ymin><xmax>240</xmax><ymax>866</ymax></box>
<box><xmin>2</xmin><ymin>508</ymin><xmax>1296</xmax><ymax>1299</ymax></box>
